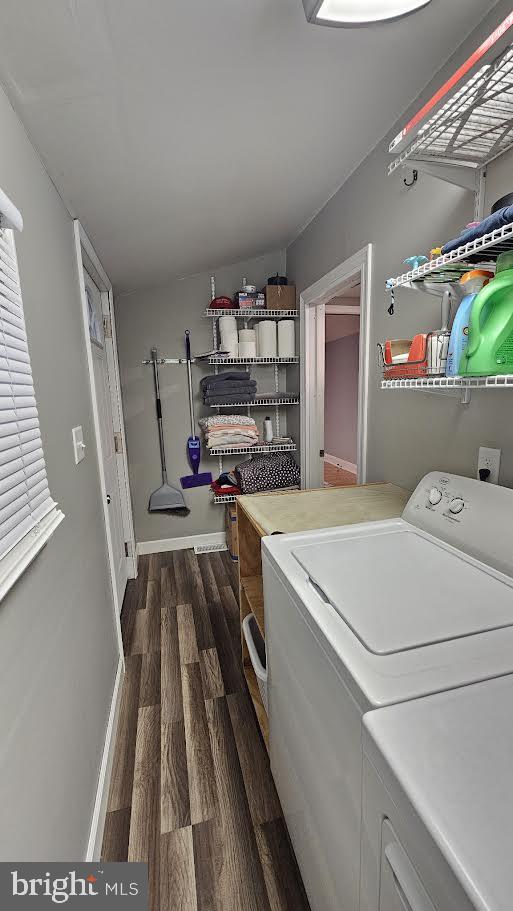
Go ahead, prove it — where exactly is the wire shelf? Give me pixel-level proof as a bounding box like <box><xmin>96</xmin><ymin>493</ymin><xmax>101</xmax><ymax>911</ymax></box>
<box><xmin>209</xmin><ymin>395</ymin><xmax>300</xmax><ymax>408</ymax></box>
<box><xmin>389</xmin><ymin>44</ymin><xmax>513</xmax><ymax>175</ymax></box>
<box><xmin>208</xmin><ymin>356</ymin><xmax>299</xmax><ymax>365</ymax></box>
<box><xmin>204</xmin><ymin>309</ymin><xmax>299</xmax><ymax>319</ymax></box>
<box><xmin>212</xmin><ymin>493</ymin><xmax>238</xmax><ymax>504</ymax></box>
<box><xmin>208</xmin><ymin>443</ymin><xmax>296</xmax><ymax>456</ymax></box>
<box><xmin>386</xmin><ymin>220</ymin><xmax>513</xmax><ymax>289</ymax></box>
<box><xmin>382</xmin><ymin>375</ymin><xmax>513</xmax><ymax>390</ymax></box>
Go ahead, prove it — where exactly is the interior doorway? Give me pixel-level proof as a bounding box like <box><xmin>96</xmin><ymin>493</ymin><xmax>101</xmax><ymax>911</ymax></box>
<box><xmin>300</xmin><ymin>245</ymin><xmax>372</xmax><ymax>490</ymax></box>
<box><xmin>73</xmin><ymin>222</ymin><xmax>136</xmax><ymax>628</ymax></box>
<box><xmin>324</xmin><ymin>288</ymin><xmax>360</xmax><ymax>487</ymax></box>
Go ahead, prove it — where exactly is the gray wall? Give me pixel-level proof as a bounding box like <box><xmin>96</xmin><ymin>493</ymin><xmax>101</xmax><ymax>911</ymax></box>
<box><xmin>0</xmin><ymin>85</ymin><xmax>118</xmax><ymax>858</ymax></box>
<box><xmin>288</xmin><ymin>1</ymin><xmax>513</xmax><ymax>492</ymax></box>
<box><xmin>325</xmin><ymin>333</ymin><xmax>359</xmax><ymax>465</ymax></box>
<box><xmin>116</xmin><ymin>250</ymin><xmax>286</xmax><ymax>544</ymax></box>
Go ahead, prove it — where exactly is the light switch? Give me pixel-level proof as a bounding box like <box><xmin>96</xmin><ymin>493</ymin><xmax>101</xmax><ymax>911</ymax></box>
<box><xmin>72</xmin><ymin>426</ymin><xmax>86</xmax><ymax>464</ymax></box>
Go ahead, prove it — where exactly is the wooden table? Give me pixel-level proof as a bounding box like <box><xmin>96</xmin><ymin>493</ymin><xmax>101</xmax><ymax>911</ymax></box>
<box><xmin>237</xmin><ymin>483</ymin><xmax>410</xmax><ymax>746</ymax></box>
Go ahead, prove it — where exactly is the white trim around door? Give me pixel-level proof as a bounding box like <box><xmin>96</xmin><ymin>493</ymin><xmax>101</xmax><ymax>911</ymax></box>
<box><xmin>73</xmin><ymin>221</ymin><xmax>136</xmax><ymax>658</ymax></box>
<box><xmin>300</xmin><ymin>244</ymin><xmax>372</xmax><ymax>490</ymax></box>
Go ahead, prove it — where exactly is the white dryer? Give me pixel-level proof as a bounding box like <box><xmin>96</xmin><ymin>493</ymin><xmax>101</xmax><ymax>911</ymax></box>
<box><xmin>262</xmin><ymin>472</ymin><xmax>513</xmax><ymax>911</ymax></box>
<box><xmin>361</xmin><ymin>674</ymin><xmax>513</xmax><ymax>911</ymax></box>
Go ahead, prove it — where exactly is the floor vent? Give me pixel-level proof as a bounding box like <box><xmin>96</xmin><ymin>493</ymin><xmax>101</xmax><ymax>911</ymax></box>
<box><xmin>194</xmin><ymin>542</ymin><xmax>228</xmax><ymax>555</ymax></box>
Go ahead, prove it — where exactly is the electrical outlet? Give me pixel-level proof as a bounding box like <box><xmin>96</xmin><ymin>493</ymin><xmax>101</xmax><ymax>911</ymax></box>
<box><xmin>477</xmin><ymin>446</ymin><xmax>501</xmax><ymax>484</ymax></box>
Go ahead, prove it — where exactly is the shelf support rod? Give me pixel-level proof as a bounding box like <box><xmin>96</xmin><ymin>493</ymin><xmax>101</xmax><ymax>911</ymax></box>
<box><xmin>475</xmin><ymin>167</ymin><xmax>487</xmax><ymax>222</ymax></box>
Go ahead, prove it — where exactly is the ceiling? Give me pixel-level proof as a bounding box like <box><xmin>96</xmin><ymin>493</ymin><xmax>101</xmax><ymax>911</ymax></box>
<box><xmin>0</xmin><ymin>0</ymin><xmax>493</xmax><ymax>292</ymax></box>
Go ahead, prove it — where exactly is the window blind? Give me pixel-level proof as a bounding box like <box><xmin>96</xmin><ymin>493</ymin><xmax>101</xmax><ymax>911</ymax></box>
<box><xmin>0</xmin><ymin>226</ymin><xmax>57</xmax><ymax>562</ymax></box>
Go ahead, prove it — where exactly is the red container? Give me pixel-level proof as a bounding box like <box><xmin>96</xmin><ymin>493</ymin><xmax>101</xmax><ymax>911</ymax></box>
<box><xmin>380</xmin><ymin>334</ymin><xmax>429</xmax><ymax>379</ymax></box>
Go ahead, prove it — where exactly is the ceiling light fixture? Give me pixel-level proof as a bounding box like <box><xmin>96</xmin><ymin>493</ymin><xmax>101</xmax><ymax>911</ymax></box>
<box><xmin>302</xmin><ymin>0</ymin><xmax>432</xmax><ymax>26</ymax></box>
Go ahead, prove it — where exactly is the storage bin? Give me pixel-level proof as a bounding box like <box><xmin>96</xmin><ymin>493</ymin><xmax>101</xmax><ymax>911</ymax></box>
<box><xmin>242</xmin><ymin>612</ymin><xmax>268</xmax><ymax>713</ymax></box>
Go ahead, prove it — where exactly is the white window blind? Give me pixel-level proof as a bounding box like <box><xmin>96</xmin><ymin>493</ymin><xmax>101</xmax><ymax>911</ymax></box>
<box><xmin>0</xmin><ymin>191</ymin><xmax>63</xmax><ymax>596</ymax></box>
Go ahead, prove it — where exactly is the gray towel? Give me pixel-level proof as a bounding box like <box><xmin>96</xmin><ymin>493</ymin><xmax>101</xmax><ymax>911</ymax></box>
<box><xmin>202</xmin><ymin>380</ymin><xmax>257</xmax><ymax>394</ymax></box>
<box><xmin>200</xmin><ymin>371</ymin><xmax>251</xmax><ymax>391</ymax></box>
<box><xmin>204</xmin><ymin>391</ymin><xmax>256</xmax><ymax>405</ymax></box>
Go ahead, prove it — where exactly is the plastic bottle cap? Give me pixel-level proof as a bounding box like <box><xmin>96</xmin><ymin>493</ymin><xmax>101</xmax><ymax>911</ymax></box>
<box><xmin>496</xmin><ymin>252</ymin><xmax>513</xmax><ymax>274</ymax></box>
<box><xmin>460</xmin><ymin>269</ymin><xmax>494</xmax><ymax>284</ymax></box>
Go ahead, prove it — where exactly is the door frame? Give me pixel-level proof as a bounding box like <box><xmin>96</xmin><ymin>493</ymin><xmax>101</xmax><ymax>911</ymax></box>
<box><xmin>300</xmin><ymin>244</ymin><xmax>372</xmax><ymax>489</ymax></box>
<box><xmin>73</xmin><ymin>221</ymin><xmax>136</xmax><ymax>630</ymax></box>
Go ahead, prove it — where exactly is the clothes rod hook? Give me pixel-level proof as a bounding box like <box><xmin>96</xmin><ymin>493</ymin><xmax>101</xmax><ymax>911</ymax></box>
<box><xmin>403</xmin><ymin>169</ymin><xmax>418</xmax><ymax>189</ymax></box>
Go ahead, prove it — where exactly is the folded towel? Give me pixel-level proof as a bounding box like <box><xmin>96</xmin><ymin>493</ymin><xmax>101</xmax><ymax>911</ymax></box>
<box><xmin>206</xmin><ymin>426</ymin><xmax>259</xmax><ymax>436</ymax></box>
<box><xmin>204</xmin><ymin>392</ymin><xmax>256</xmax><ymax>405</ymax></box>
<box><xmin>203</xmin><ymin>384</ymin><xmax>256</xmax><ymax>399</ymax></box>
<box><xmin>442</xmin><ymin>205</ymin><xmax>513</xmax><ymax>254</ymax></box>
<box><xmin>207</xmin><ymin>436</ymin><xmax>259</xmax><ymax>448</ymax></box>
<box><xmin>202</xmin><ymin>379</ymin><xmax>257</xmax><ymax>393</ymax></box>
<box><xmin>200</xmin><ymin>371</ymin><xmax>251</xmax><ymax>390</ymax></box>
<box><xmin>200</xmin><ymin>415</ymin><xmax>257</xmax><ymax>429</ymax></box>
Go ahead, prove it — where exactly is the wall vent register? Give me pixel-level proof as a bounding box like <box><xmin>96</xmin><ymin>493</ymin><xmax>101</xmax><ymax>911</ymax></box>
<box><xmin>0</xmin><ymin>189</ymin><xmax>64</xmax><ymax>599</ymax></box>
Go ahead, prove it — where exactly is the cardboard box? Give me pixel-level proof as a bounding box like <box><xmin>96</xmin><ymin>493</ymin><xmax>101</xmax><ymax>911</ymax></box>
<box><xmin>265</xmin><ymin>284</ymin><xmax>296</xmax><ymax>311</ymax></box>
<box><xmin>235</xmin><ymin>291</ymin><xmax>265</xmax><ymax>309</ymax></box>
<box><xmin>225</xmin><ymin>503</ymin><xmax>239</xmax><ymax>563</ymax></box>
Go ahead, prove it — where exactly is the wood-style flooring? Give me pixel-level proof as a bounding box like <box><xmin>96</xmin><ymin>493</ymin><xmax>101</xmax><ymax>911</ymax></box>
<box><xmin>102</xmin><ymin>549</ymin><xmax>310</xmax><ymax>911</ymax></box>
<box><xmin>324</xmin><ymin>462</ymin><xmax>357</xmax><ymax>488</ymax></box>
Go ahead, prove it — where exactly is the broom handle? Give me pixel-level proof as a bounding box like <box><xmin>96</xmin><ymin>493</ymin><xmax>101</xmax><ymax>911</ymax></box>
<box><xmin>151</xmin><ymin>347</ymin><xmax>168</xmax><ymax>484</ymax></box>
<box><xmin>185</xmin><ymin>331</ymin><xmax>196</xmax><ymax>438</ymax></box>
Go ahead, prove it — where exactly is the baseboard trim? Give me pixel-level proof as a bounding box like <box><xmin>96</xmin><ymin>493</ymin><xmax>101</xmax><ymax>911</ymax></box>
<box><xmin>324</xmin><ymin>454</ymin><xmax>357</xmax><ymax>474</ymax></box>
<box><xmin>137</xmin><ymin>531</ymin><xmax>227</xmax><ymax>556</ymax></box>
<box><xmin>86</xmin><ymin>656</ymin><xmax>124</xmax><ymax>861</ymax></box>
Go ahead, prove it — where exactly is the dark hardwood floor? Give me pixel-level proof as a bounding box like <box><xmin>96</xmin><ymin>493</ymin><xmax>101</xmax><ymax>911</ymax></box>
<box><xmin>102</xmin><ymin>549</ymin><xmax>310</xmax><ymax>911</ymax></box>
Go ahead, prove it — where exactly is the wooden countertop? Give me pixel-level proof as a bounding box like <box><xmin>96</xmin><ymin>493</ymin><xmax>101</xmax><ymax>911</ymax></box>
<box><xmin>237</xmin><ymin>483</ymin><xmax>410</xmax><ymax>536</ymax></box>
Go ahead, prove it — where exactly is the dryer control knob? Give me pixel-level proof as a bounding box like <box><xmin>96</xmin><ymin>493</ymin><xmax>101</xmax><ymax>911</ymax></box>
<box><xmin>449</xmin><ymin>498</ymin><xmax>464</xmax><ymax>514</ymax></box>
<box><xmin>428</xmin><ymin>487</ymin><xmax>442</xmax><ymax>505</ymax></box>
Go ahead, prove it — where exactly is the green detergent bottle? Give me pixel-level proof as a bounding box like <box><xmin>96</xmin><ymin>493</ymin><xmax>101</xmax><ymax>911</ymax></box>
<box><xmin>460</xmin><ymin>252</ymin><xmax>513</xmax><ymax>376</ymax></box>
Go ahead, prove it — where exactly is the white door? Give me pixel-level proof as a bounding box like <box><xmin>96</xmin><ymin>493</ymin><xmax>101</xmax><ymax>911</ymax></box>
<box><xmin>85</xmin><ymin>270</ymin><xmax>128</xmax><ymax>611</ymax></box>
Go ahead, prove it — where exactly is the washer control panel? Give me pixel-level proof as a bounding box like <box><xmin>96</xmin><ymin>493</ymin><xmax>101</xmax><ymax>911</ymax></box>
<box><xmin>422</xmin><ymin>479</ymin><xmax>468</xmax><ymax>520</ymax></box>
<box><xmin>402</xmin><ymin>472</ymin><xmax>513</xmax><ymax>577</ymax></box>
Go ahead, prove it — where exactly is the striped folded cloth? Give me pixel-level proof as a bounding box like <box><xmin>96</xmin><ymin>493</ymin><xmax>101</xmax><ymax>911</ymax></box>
<box><xmin>199</xmin><ymin>414</ymin><xmax>257</xmax><ymax>429</ymax></box>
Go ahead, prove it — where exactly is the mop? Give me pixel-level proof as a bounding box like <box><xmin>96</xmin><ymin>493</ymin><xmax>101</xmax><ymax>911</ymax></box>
<box><xmin>148</xmin><ymin>347</ymin><xmax>189</xmax><ymax>514</ymax></box>
<box><xmin>181</xmin><ymin>330</ymin><xmax>213</xmax><ymax>489</ymax></box>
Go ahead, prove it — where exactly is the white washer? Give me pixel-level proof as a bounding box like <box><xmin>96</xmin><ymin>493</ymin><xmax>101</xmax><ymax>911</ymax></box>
<box><xmin>262</xmin><ymin>472</ymin><xmax>513</xmax><ymax>911</ymax></box>
<box><xmin>361</xmin><ymin>675</ymin><xmax>513</xmax><ymax>911</ymax></box>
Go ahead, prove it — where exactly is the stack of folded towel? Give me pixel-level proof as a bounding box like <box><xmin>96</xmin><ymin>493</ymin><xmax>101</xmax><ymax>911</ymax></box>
<box><xmin>199</xmin><ymin>414</ymin><xmax>259</xmax><ymax>449</ymax></box>
<box><xmin>200</xmin><ymin>371</ymin><xmax>257</xmax><ymax>405</ymax></box>
<box><xmin>442</xmin><ymin>204</ymin><xmax>513</xmax><ymax>254</ymax></box>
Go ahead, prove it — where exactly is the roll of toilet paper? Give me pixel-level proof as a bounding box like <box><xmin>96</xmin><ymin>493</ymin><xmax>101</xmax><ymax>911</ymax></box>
<box><xmin>221</xmin><ymin>335</ymin><xmax>239</xmax><ymax>357</ymax></box>
<box><xmin>238</xmin><ymin>328</ymin><xmax>256</xmax><ymax>343</ymax></box>
<box><xmin>219</xmin><ymin>315</ymin><xmax>237</xmax><ymax>336</ymax></box>
<box><xmin>220</xmin><ymin>330</ymin><xmax>238</xmax><ymax>358</ymax></box>
<box><xmin>239</xmin><ymin>340</ymin><xmax>257</xmax><ymax>359</ymax></box>
<box><xmin>257</xmin><ymin>320</ymin><xmax>277</xmax><ymax>358</ymax></box>
<box><xmin>278</xmin><ymin>320</ymin><xmax>295</xmax><ymax>358</ymax></box>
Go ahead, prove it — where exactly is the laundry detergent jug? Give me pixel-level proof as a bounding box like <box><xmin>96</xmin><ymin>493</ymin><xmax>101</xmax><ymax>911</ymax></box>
<box><xmin>446</xmin><ymin>269</ymin><xmax>493</xmax><ymax>376</ymax></box>
<box><xmin>460</xmin><ymin>253</ymin><xmax>513</xmax><ymax>376</ymax></box>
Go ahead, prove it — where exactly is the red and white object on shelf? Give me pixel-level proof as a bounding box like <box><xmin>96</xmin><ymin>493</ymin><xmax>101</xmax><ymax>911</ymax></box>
<box><xmin>380</xmin><ymin>331</ymin><xmax>450</xmax><ymax>379</ymax></box>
